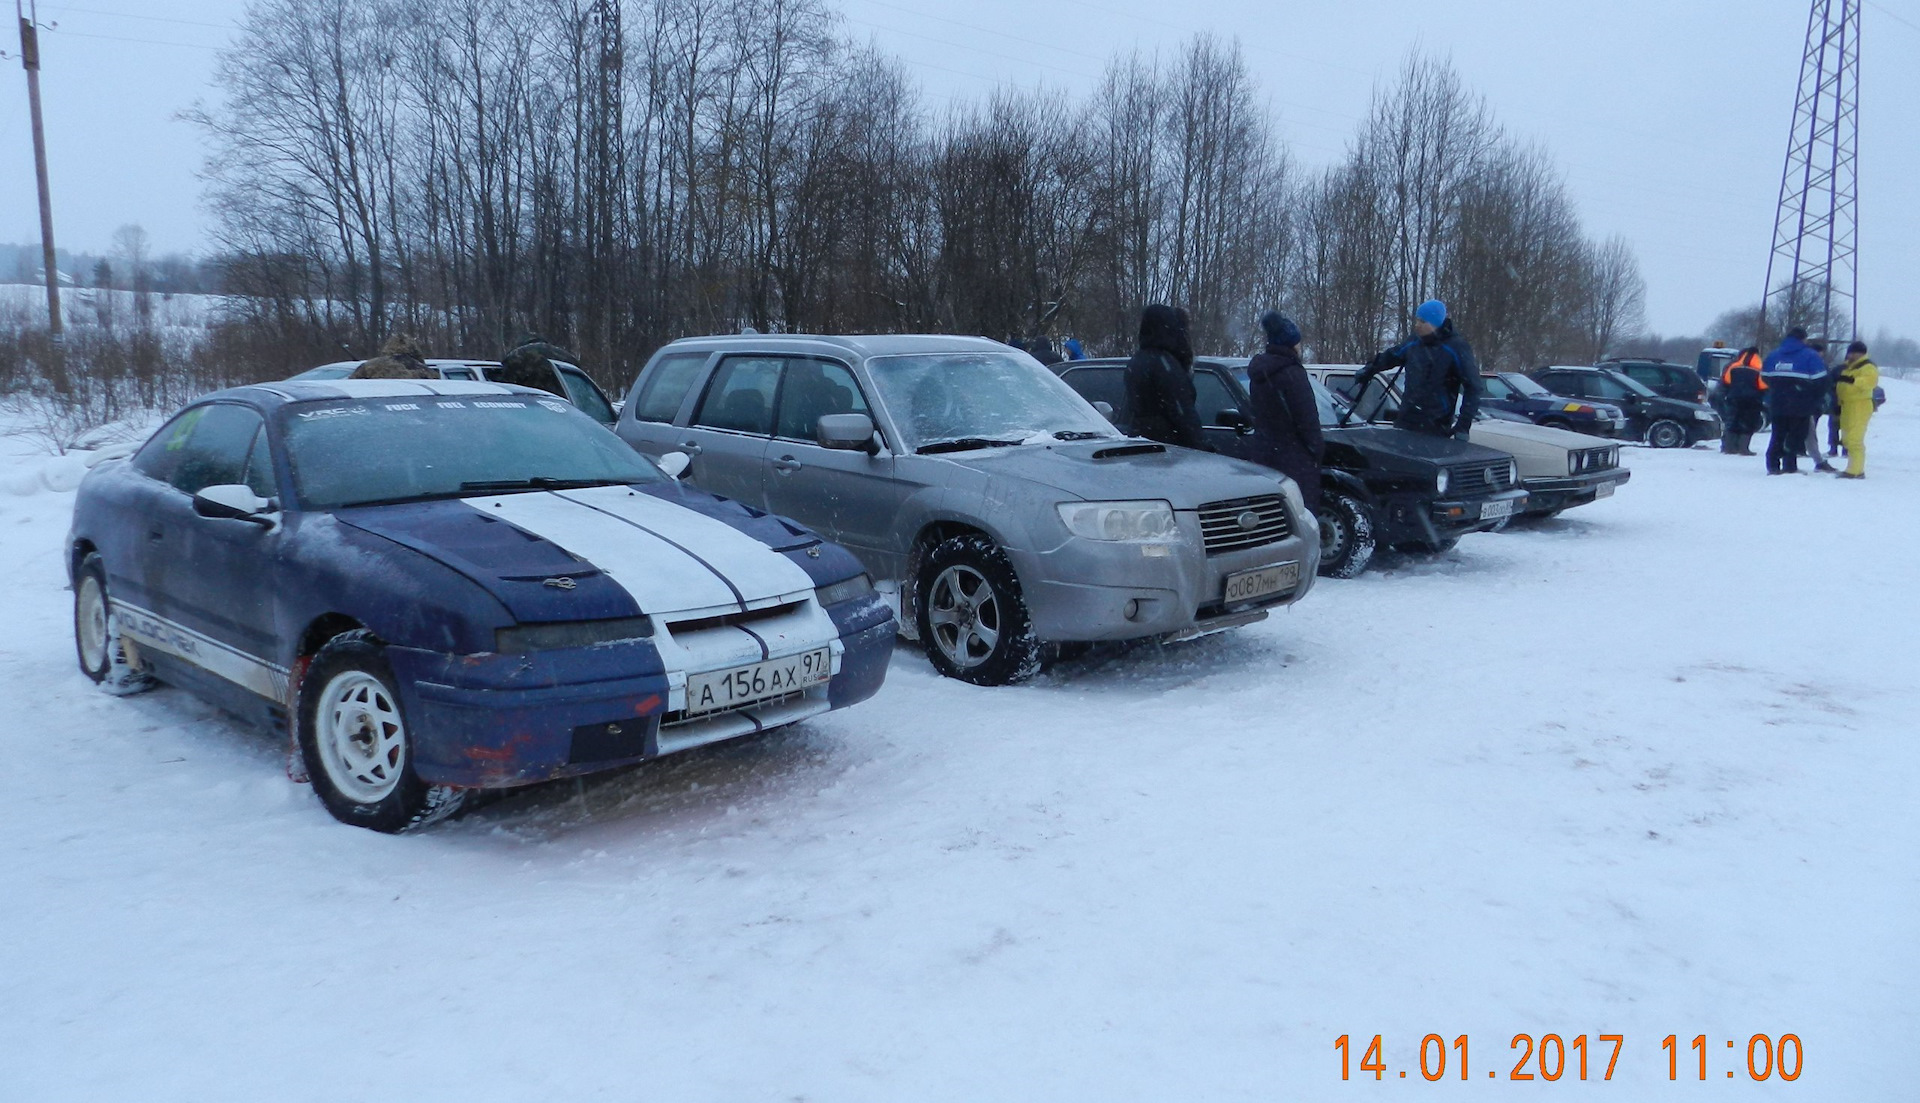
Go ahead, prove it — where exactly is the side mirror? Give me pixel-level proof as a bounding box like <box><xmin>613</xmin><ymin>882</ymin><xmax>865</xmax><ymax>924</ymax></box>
<box><xmin>817</xmin><ymin>413</ymin><xmax>878</xmax><ymax>453</ymax></box>
<box><xmin>193</xmin><ymin>484</ymin><xmax>275</xmax><ymax>525</ymax></box>
<box><xmin>1214</xmin><ymin>408</ymin><xmax>1253</xmax><ymax>432</ymax></box>
<box><xmin>656</xmin><ymin>451</ymin><xmax>691</xmax><ymax>479</ymax></box>
<box><xmin>1092</xmin><ymin>400</ymin><xmax>1116</xmax><ymax>422</ymax></box>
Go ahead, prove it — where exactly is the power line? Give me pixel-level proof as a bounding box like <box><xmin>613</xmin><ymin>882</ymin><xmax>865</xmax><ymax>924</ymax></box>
<box><xmin>39</xmin><ymin>3</ymin><xmax>235</xmax><ymax>31</ymax></box>
<box><xmin>43</xmin><ymin>25</ymin><xmax>221</xmax><ymax>51</ymax></box>
<box><xmin>1864</xmin><ymin>1</ymin><xmax>1920</xmax><ymax>33</ymax></box>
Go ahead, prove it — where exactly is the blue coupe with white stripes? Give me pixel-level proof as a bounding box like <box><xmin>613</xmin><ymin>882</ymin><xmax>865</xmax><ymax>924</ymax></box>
<box><xmin>67</xmin><ymin>379</ymin><xmax>894</xmax><ymax>831</ymax></box>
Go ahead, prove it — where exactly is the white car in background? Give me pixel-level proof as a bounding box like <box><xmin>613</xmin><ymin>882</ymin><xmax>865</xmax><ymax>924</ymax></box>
<box><xmin>1313</xmin><ymin>365</ymin><xmax>1631</xmax><ymax>519</ymax></box>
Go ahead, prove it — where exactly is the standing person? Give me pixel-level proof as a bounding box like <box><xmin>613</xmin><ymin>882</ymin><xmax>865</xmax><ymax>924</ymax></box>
<box><xmin>1720</xmin><ymin>347</ymin><xmax>1766</xmax><ymax>456</ymax></box>
<box><xmin>1123</xmin><ymin>304</ymin><xmax>1211</xmax><ymax>451</ymax></box>
<box><xmin>1761</xmin><ymin>327</ymin><xmax>1829</xmax><ymax>474</ymax></box>
<box><xmin>1803</xmin><ymin>340</ymin><xmax>1839</xmax><ymax>472</ymax></box>
<box><xmin>1348</xmin><ymin>299</ymin><xmax>1481</xmax><ymax>439</ymax></box>
<box><xmin>1834</xmin><ymin>340</ymin><xmax>1879</xmax><ymax>479</ymax></box>
<box><xmin>1245</xmin><ymin>312</ymin><xmax>1324</xmax><ymax>512</ymax></box>
<box><xmin>1062</xmin><ymin>336</ymin><xmax>1087</xmax><ymax>361</ymax></box>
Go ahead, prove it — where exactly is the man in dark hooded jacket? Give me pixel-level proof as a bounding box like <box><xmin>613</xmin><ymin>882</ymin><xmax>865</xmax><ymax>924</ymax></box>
<box><xmin>1123</xmin><ymin>304</ymin><xmax>1210</xmax><ymax>451</ymax></box>
<box><xmin>1245</xmin><ymin>311</ymin><xmax>1324</xmax><ymax>512</ymax></box>
<box><xmin>1348</xmin><ymin>299</ymin><xmax>1480</xmax><ymax>439</ymax></box>
<box><xmin>1762</xmin><ymin>327</ymin><xmax>1830</xmax><ymax>474</ymax></box>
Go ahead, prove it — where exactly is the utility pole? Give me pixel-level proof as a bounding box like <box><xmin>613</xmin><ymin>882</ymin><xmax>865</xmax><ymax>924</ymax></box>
<box><xmin>1762</xmin><ymin>0</ymin><xmax>1861</xmax><ymax>343</ymax></box>
<box><xmin>17</xmin><ymin>0</ymin><xmax>60</xmax><ymax>339</ymax></box>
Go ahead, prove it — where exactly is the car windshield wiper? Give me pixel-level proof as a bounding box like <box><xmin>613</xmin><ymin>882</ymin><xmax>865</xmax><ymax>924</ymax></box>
<box><xmin>457</xmin><ymin>476</ymin><xmax>627</xmax><ymax>494</ymax></box>
<box><xmin>915</xmin><ymin>437</ymin><xmax>1025</xmax><ymax>455</ymax></box>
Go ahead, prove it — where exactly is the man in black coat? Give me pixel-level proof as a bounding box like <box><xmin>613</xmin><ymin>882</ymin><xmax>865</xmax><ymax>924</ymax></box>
<box><xmin>1245</xmin><ymin>312</ymin><xmax>1324</xmax><ymax>512</ymax></box>
<box><xmin>1123</xmin><ymin>304</ymin><xmax>1210</xmax><ymax>451</ymax></box>
<box><xmin>1348</xmin><ymin>299</ymin><xmax>1481</xmax><ymax>439</ymax></box>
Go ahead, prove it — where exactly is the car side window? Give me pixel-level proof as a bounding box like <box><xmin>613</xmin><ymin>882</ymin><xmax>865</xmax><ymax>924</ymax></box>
<box><xmin>1547</xmin><ymin>374</ymin><xmax>1585</xmax><ymax>398</ymax></box>
<box><xmin>631</xmin><ymin>352</ymin><xmax>709</xmax><ymax>424</ymax></box>
<box><xmin>131</xmin><ymin>407</ymin><xmax>204</xmax><ymax>486</ymax></box>
<box><xmin>1591</xmin><ymin>376</ymin><xmax>1630</xmax><ymax>400</ymax></box>
<box><xmin>1062</xmin><ymin>367</ymin><xmax>1124</xmax><ymax>412</ymax></box>
<box><xmin>1191</xmin><ymin>371</ymin><xmax>1237</xmax><ymax>424</ymax></box>
<box><xmin>694</xmin><ymin>356</ymin><xmax>782</xmax><ymax>436</ymax></box>
<box><xmin>556</xmin><ymin>367</ymin><xmax>616</xmax><ymax>425</ymax></box>
<box><xmin>1483</xmin><ymin>376</ymin><xmax>1514</xmax><ymax>399</ymax></box>
<box><xmin>441</xmin><ymin>367</ymin><xmax>477</xmax><ymax>380</ymax></box>
<box><xmin>164</xmin><ymin>404</ymin><xmax>267</xmax><ymax>496</ymax></box>
<box><xmin>243</xmin><ymin>427</ymin><xmax>278</xmax><ymax>499</ymax></box>
<box><xmin>774</xmin><ymin>359</ymin><xmax>869</xmax><ymax>442</ymax></box>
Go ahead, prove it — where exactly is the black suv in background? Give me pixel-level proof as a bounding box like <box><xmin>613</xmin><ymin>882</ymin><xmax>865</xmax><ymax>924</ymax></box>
<box><xmin>1529</xmin><ymin>365</ymin><xmax>1722</xmax><ymax>449</ymax></box>
<box><xmin>1055</xmin><ymin>358</ymin><xmax>1528</xmax><ymax>578</ymax></box>
<box><xmin>1599</xmin><ymin>358</ymin><xmax>1709</xmax><ymax>405</ymax></box>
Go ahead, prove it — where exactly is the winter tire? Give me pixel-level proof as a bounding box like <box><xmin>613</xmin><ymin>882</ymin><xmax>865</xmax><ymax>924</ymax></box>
<box><xmin>1541</xmin><ymin>417</ymin><xmax>1573</xmax><ymax>431</ymax></box>
<box><xmin>1315</xmin><ymin>494</ymin><xmax>1376</xmax><ymax>579</ymax></box>
<box><xmin>915</xmin><ymin>534</ymin><xmax>1042</xmax><ymax>686</ymax></box>
<box><xmin>73</xmin><ymin>552</ymin><xmax>155</xmax><ymax>696</ymax></box>
<box><xmin>1645</xmin><ymin>419</ymin><xmax>1687</xmax><ymax>449</ymax></box>
<box><xmin>297</xmin><ymin>629</ymin><xmax>465</xmax><ymax>832</ymax></box>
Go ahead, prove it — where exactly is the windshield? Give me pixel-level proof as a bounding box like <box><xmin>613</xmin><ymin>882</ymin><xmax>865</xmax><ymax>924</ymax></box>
<box><xmin>1229</xmin><ymin>367</ymin><xmax>1347</xmax><ymax>428</ymax></box>
<box><xmin>864</xmin><ymin>352</ymin><xmax>1116</xmax><ymax>452</ymax></box>
<box><xmin>282</xmin><ymin>396</ymin><xmax>663</xmax><ymax>509</ymax></box>
<box><xmin>1501</xmin><ymin>373</ymin><xmax>1550</xmax><ymax>397</ymax></box>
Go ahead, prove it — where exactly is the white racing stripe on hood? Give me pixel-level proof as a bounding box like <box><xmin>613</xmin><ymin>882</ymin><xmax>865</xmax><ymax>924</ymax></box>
<box><xmin>469</xmin><ymin>487</ymin><xmax>817</xmax><ymax>617</ymax></box>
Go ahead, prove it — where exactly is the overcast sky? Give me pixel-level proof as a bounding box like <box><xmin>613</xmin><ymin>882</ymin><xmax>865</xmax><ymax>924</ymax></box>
<box><xmin>2</xmin><ymin>0</ymin><xmax>1913</xmax><ymax>335</ymax></box>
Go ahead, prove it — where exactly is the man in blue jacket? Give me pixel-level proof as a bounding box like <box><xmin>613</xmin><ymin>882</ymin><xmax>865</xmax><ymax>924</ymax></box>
<box><xmin>1349</xmin><ymin>299</ymin><xmax>1481</xmax><ymax>439</ymax></box>
<box><xmin>1761</xmin><ymin>327</ymin><xmax>1831</xmax><ymax>475</ymax></box>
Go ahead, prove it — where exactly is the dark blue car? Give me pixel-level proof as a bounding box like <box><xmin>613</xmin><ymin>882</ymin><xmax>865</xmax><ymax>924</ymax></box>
<box><xmin>67</xmin><ymin>380</ymin><xmax>894</xmax><ymax>831</ymax></box>
<box><xmin>1479</xmin><ymin>372</ymin><xmax>1627</xmax><ymax>437</ymax></box>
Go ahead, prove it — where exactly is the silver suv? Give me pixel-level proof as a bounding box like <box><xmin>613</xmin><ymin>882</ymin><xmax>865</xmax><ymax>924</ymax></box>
<box><xmin>615</xmin><ymin>335</ymin><xmax>1319</xmax><ymax>684</ymax></box>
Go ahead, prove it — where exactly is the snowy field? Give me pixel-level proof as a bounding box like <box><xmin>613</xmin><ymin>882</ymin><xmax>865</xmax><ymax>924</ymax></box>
<box><xmin>2</xmin><ymin>387</ymin><xmax>1916</xmax><ymax>1100</ymax></box>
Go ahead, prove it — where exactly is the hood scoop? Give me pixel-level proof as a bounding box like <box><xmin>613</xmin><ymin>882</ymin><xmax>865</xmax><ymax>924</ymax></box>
<box><xmin>1092</xmin><ymin>443</ymin><xmax>1167</xmax><ymax>460</ymax></box>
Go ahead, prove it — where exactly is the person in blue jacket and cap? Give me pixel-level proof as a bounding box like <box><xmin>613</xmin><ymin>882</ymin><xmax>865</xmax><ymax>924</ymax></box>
<box><xmin>1347</xmin><ymin>299</ymin><xmax>1481</xmax><ymax>439</ymax></box>
<box><xmin>1761</xmin><ymin>326</ymin><xmax>1832</xmax><ymax>475</ymax></box>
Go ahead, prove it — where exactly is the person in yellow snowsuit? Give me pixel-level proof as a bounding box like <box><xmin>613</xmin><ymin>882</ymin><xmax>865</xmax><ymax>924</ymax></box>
<box><xmin>1834</xmin><ymin>340</ymin><xmax>1878</xmax><ymax>479</ymax></box>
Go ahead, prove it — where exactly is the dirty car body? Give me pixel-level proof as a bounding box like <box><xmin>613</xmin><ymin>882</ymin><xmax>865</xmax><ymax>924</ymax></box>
<box><xmin>66</xmin><ymin>380</ymin><xmax>893</xmax><ymax>794</ymax></box>
<box><xmin>614</xmin><ymin>335</ymin><xmax>1318</xmax><ymax>681</ymax></box>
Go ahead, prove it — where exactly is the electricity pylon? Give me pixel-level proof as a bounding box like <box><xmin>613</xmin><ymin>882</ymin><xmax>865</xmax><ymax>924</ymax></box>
<box><xmin>1762</xmin><ymin>0</ymin><xmax>1860</xmax><ymax>342</ymax></box>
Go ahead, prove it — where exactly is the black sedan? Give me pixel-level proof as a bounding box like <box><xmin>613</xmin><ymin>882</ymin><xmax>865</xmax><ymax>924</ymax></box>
<box><xmin>1528</xmin><ymin>366</ymin><xmax>1722</xmax><ymax>449</ymax></box>
<box><xmin>1054</xmin><ymin>359</ymin><xmax>1527</xmax><ymax>578</ymax></box>
<box><xmin>1480</xmin><ymin>372</ymin><xmax>1626</xmax><ymax>437</ymax></box>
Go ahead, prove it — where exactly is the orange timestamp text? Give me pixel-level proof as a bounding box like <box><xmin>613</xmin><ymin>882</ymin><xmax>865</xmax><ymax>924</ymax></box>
<box><xmin>1335</xmin><ymin>1033</ymin><xmax>1803</xmax><ymax>1083</ymax></box>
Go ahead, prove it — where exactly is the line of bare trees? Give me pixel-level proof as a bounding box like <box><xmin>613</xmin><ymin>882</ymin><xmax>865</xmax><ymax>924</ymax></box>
<box><xmin>191</xmin><ymin>0</ymin><xmax>1648</xmax><ymax>391</ymax></box>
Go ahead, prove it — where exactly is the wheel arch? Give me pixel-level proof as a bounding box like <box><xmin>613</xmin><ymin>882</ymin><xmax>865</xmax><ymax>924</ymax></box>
<box><xmin>68</xmin><ymin>538</ymin><xmax>98</xmax><ymax>584</ymax></box>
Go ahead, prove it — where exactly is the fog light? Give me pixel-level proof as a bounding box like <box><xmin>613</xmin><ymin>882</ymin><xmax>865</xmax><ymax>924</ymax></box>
<box><xmin>1124</xmin><ymin>599</ymin><xmax>1141</xmax><ymax>620</ymax></box>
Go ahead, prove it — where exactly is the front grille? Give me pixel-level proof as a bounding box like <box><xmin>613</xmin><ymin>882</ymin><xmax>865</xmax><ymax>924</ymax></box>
<box><xmin>1446</xmin><ymin>461</ymin><xmax>1516</xmax><ymax>496</ymax></box>
<box><xmin>664</xmin><ymin>600</ymin><xmax>803</xmax><ymax>635</ymax></box>
<box><xmin>1198</xmin><ymin>495</ymin><xmax>1292</xmax><ymax>555</ymax></box>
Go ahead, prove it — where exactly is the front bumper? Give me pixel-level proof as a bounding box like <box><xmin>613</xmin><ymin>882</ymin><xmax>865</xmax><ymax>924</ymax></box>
<box><xmin>1374</xmin><ymin>487</ymin><xmax>1530</xmax><ymax>549</ymax></box>
<box><xmin>389</xmin><ymin>603</ymin><xmax>894</xmax><ymax>789</ymax></box>
<box><xmin>1015</xmin><ymin>505</ymin><xmax>1321</xmax><ymax>644</ymax></box>
<box><xmin>1520</xmin><ymin>468</ymin><xmax>1631</xmax><ymax>514</ymax></box>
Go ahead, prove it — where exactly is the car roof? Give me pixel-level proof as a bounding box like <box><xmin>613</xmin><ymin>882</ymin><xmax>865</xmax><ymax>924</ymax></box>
<box><xmin>208</xmin><ymin>378</ymin><xmax>547</xmax><ymax>407</ymax></box>
<box><xmin>656</xmin><ymin>333</ymin><xmax>1017</xmax><ymax>360</ymax></box>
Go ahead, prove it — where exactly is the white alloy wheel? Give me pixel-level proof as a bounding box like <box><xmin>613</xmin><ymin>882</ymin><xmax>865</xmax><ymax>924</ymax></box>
<box><xmin>76</xmin><ymin>574</ymin><xmax>110</xmax><ymax>674</ymax></box>
<box><xmin>927</xmin><ymin>564</ymin><xmax>1001</xmax><ymax>670</ymax></box>
<box><xmin>317</xmin><ymin>670</ymin><xmax>408</xmax><ymax>803</ymax></box>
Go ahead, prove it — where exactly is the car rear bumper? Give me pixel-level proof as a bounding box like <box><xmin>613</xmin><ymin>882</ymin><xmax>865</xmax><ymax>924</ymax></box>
<box><xmin>388</xmin><ymin>616</ymin><xmax>893</xmax><ymax>788</ymax></box>
<box><xmin>1521</xmin><ymin>468</ymin><xmax>1632</xmax><ymax>514</ymax></box>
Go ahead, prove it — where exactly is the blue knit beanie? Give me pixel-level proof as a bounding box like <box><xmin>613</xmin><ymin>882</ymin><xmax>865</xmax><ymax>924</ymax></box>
<box><xmin>1415</xmin><ymin>299</ymin><xmax>1448</xmax><ymax>328</ymax></box>
<box><xmin>1259</xmin><ymin>311</ymin><xmax>1301</xmax><ymax>348</ymax></box>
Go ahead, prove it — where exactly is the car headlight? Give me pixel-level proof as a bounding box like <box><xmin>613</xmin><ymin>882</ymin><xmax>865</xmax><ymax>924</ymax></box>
<box><xmin>815</xmin><ymin>573</ymin><xmax>875</xmax><ymax>606</ymax></box>
<box><xmin>1693</xmin><ymin>409</ymin><xmax>1715</xmax><ymax>421</ymax></box>
<box><xmin>1567</xmin><ymin>453</ymin><xmax>1579</xmax><ymax>476</ymax></box>
<box><xmin>1435</xmin><ymin>469</ymin><xmax>1450</xmax><ymax>495</ymax></box>
<box><xmin>1057</xmin><ymin>500</ymin><xmax>1178</xmax><ymax>542</ymax></box>
<box><xmin>1507</xmin><ymin>460</ymin><xmax>1518</xmax><ymax>484</ymax></box>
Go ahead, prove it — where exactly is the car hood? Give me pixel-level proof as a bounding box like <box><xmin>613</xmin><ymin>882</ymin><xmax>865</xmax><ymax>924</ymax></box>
<box><xmin>336</xmin><ymin>485</ymin><xmax>819</xmax><ymax>623</ymax></box>
<box><xmin>1325</xmin><ymin>425</ymin><xmax>1514</xmax><ymax>467</ymax></box>
<box><xmin>1470</xmin><ymin>418</ymin><xmax>1603</xmax><ymax>451</ymax></box>
<box><xmin>924</xmin><ymin>438</ymin><xmax>1289</xmax><ymax>507</ymax></box>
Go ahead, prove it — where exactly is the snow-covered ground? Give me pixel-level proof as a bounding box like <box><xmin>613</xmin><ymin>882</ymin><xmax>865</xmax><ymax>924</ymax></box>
<box><xmin>2</xmin><ymin>389</ymin><xmax>1915</xmax><ymax>1100</ymax></box>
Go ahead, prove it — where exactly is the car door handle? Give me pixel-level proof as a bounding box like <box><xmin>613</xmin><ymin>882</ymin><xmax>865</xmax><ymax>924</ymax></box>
<box><xmin>147</xmin><ymin>527</ymin><xmax>164</xmax><ymax>542</ymax></box>
<box><xmin>771</xmin><ymin>456</ymin><xmax>802</xmax><ymax>474</ymax></box>
<box><xmin>679</xmin><ymin>441</ymin><xmax>703</xmax><ymax>456</ymax></box>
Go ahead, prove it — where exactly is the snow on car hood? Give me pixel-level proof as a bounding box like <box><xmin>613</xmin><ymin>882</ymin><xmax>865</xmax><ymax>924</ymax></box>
<box><xmin>338</xmin><ymin>486</ymin><xmax>817</xmax><ymax>623</ymax></box>
<box><xmin>924</xmin><ymin>438</ymin><xmax>1289</xmax><ymax>507</ymax></box>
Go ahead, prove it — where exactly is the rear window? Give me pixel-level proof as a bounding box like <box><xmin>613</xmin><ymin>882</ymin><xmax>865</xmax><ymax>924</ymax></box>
<box><xmin>630</xmin><ymin>352</ymin><xmax>708</xmax><ymax>423</ymax></box>
<box><xmin>281</xmin><ymin>397</ymin><xmax>662</xmax><ymax>509</ymax></box>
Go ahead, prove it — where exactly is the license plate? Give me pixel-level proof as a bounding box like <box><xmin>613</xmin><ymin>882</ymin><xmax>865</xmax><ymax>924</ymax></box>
<box><xmin>1480</xmin><ymin>498</ymin><xmax>1515</xmax><ymax>520</ymax></box>
<box><xmin>1224</xmin><ymin>563</ymin><xmax>1300</xmax><ymax>604</ymax></box>
<box><xmin>1595</xmin><ymin>481</ymin><xmax>1615</xmax><ymax>498</ymax></box>
<box><xmin>686</xmin><ymin>647</ymin><xmax>831</xmax><ymax>715</ymax></box>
